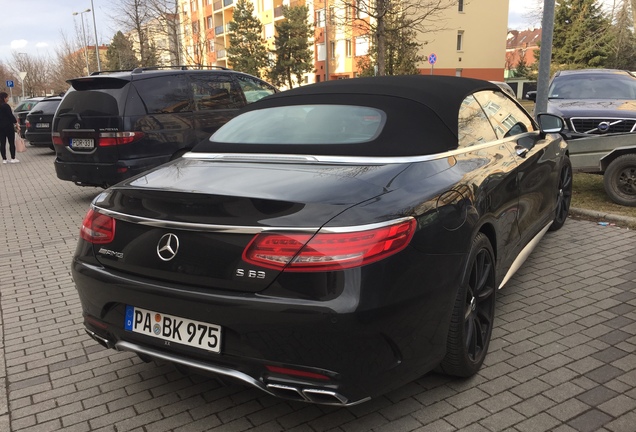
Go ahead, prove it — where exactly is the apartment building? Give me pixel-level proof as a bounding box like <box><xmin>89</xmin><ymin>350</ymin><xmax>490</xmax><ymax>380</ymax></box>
<box><xmin>177</xmin><ymin>0</ymin><xmax>508</xmax><ymax>82</ymax></box>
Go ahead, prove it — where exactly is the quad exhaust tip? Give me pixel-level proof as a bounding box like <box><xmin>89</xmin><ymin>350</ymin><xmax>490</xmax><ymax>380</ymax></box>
<box><xmin>265</xmin><ymin>383</ymin><xmax>351</xmax><ymax>405</ymax></box>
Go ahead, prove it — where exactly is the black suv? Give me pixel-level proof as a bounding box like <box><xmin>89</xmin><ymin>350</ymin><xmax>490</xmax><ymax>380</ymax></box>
<box><xmin>25</xmin><ymin>96</ymin><xmax>62</xmax><ymax>148</ymax></box>
<box><xmin>542</xmin><ymin>69</ymin><xmax>636</xmax><ymax>138</ymax></box>
<box><xmin>53</xmin><ymin>67</ymin><xmax>277</xmax><ymax>187</ymax></box>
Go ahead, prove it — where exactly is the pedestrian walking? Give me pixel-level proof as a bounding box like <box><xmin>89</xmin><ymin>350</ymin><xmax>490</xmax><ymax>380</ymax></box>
<box><xmin>0</xmin><ymin>91</ymin><xmax>20</xmax><ymax>163</ymax></box>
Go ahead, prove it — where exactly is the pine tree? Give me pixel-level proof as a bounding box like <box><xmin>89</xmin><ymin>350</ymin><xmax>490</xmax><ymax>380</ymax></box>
<box><xmin>551</xmin><ymin>0</ymin><xmax>613</xmax><ymax>68</ymax></box>
<box><xmin>106</xmin><ymin>31</ymin><xmax>139</xmax><ymax>70</ymax></box>
<box><xmin>227</xmin><ymin>0</ymin><xmax>270</xmax><ymax>78</ymax></box>
<box><xmin>268</xmin><ymin>5</ymin><xmax>314</xmax><ymax>88</ymax></box>
<box><xmin>515</xmin><ymin>49</ymin><xmax>531</xmax><ymax>78</ymax></box>
<box><xmin>606</xmin><ymin>0</ymin><xmax>636</xmax><ymax>70</ymax></box>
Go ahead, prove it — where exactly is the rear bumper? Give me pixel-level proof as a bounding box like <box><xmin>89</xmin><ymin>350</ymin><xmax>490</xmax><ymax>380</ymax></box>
<box><xmin>25</xmin><ymin>131</ymin><xmax>53</xmax><ymax>146</ymax></box>
<box><xmin>54</xmin><ymin>154</ymin><xmax>170</xmax><ymax>187</ymax></box>
<box><xmin>73</xmin><ymin>254</ymin><xmax>459</xmax><ymax>405</ymax></box>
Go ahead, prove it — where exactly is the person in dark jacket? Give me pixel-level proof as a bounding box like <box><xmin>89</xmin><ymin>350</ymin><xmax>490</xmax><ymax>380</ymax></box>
<box><xmin>0</xmin><ymin>91</ymin><xmax>20</xmax><ymax>163</ymax></box>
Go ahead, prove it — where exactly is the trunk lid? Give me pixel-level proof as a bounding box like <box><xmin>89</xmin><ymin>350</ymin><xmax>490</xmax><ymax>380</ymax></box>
<box><xmin>89</xmin><ymin>158</ymin><xmax>408</xmax><ymax>293</ymax></box>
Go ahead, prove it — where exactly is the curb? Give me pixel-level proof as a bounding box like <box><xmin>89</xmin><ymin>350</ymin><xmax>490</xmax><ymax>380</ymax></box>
<box><xmin>570</xmin><ymin>206</ymin><xmax>636</xmax><ymax>226</ymax></box>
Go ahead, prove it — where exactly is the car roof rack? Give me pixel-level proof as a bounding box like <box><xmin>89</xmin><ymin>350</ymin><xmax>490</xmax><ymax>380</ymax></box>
<box><xmin>131</xmin><ymin>65</ymin><xmax>230</xmax><ymax>73</ymax></box>
<box><xmin>89</xmin><ymin>69</ymin><xmax>135</xmax><ymax>76</ymax></box>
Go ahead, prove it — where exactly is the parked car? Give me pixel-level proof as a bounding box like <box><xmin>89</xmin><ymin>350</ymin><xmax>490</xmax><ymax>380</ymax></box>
<box><xmin>25</xmin><ymin>96</ymin><xmax>62</xmax><ymax>149</ymax></box>
<box><xmin>74</xmin><ymin>76</ymin><xmax>571</xmax><ymax>406</ymax></box>
<box><xmin>53</xmin><ymin>66</ymin><xmax>277</xmax><ymax>188</ymax></box>
<box><xmin>527</xmin><ymin>69</ymin><xmax>636</xmax><ymax>137</ymax></box>
<box><xmin>527</xmin><ymin>69</ymin><xmax>636</xmax><ymax>206</ymax></box>
<box><xmin>14</xmin><ymin>97</ymin><xmax>44</xmax><ymax>138</ymax></box>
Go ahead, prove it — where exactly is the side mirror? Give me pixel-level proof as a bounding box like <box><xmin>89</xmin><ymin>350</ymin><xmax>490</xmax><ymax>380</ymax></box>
<box><xmin>526</xmin><ymin>91</ymin><xmax>537</xmax><ymax>102</ymax></box>
<box><xmin>537</xmin><ymin>113</ymin><xmax>564</xmax><ymax>134</ymax></box>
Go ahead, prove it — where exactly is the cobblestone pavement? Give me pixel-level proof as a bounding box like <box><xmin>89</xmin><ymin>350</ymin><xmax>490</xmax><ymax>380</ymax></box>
<box><xmin>1</xmin><ymin>146</ymin><xmax>636</xmax><ymax>432</ymax></box>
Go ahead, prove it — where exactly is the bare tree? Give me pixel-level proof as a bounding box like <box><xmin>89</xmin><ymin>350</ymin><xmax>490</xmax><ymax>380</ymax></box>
<box><xmin>110</xmin><ymin>0</ymin><xmax>155</xmax><ymax>66</ymax></box>
<box><xmin>50</xmin><ymin>36</ymin><xmax>89</xmax><ymax>93</ymax></box>
<box><xmin>332</xmin><ymin>0</ymin><xmax>456</xmax><ymax>76</ymax></box>
<box><xmin>10</xmin><ymin>52</ymin><xmax>53</xmax><ymax>97</ymax></box>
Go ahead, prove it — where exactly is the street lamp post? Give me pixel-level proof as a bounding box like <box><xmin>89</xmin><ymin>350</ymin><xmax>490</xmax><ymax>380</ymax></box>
<box><xmin>90</xmin><ymin>0</ymin><xmax>102</xmax><ymax>71</ymax></box>
<box><xmin>73</xmin><ymin>9</ymin><xmax>92</xmax><ymax>74</ymax></box>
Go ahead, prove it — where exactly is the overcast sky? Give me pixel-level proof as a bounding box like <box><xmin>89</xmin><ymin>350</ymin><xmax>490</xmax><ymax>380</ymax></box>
<box><xmin>1</xmin><ymin>0</ymin><xmax>116</xmax><ymax>63</ymax></box>
<box><xmin>0</xmin><ymin>0</ymin><xmax>612</xmax><ymax>65</ymax></box>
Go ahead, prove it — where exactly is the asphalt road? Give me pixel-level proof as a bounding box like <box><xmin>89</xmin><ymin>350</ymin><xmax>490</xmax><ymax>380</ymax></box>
<box><xmin>1</xmin><ymin>146</ymin><xmax>636</xmax><ymax>432</ymax></box>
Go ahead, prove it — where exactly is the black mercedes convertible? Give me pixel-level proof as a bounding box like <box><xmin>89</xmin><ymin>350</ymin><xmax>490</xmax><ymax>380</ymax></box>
<box><xmin>74</xmin><ymin>75</ymin><xmax>571</xmax><ymax>406</ymax></box>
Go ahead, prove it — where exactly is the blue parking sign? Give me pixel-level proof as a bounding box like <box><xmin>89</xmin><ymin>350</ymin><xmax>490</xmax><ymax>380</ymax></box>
<box><xmin>6</xmin><ymin>80</ymin><xmax>14</xmax><ymax>88</ymax></box>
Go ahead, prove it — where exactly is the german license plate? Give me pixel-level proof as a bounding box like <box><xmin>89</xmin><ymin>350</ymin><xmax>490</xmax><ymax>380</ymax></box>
<box><xmin>124</xmin><ymin>306</ymin><xmax>221</xmax><ymax>353</ymax></box>
<box><xmin>36</xmin><ymin>122</ymin><xmax>50</xmax><ymax>128</ymax></box>
<box><xmin>71</xmin><ymin>138</ymin><xmax>94</xmax><ymax>149</ymax></box>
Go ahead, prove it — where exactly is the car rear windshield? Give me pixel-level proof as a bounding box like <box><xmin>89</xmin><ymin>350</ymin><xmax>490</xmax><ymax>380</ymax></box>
<box><xmin>549</xmin><ymin>74</ymin><xmax>636</xmax><ymax>99</ymax></box>
<box><xmin>58</xmin><ymin>78</ymin><xmax>129</xmax><ymax>117</ymax></box>
<box><xmin>30</xmin><ymin>100</ymin><xmax>61</xmax><ymax>115</ymax></box>
<box><xmin>211</xmin><ymin>105</ymin><xmax>386</xmax><ymax>145</ymax></box>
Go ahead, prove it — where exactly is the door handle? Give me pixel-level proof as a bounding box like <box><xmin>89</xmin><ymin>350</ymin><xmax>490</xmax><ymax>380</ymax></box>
<box><xmin>515</xmin><ymin>145</ymin><xmax>529</xmax><ymax>158</ymax></box>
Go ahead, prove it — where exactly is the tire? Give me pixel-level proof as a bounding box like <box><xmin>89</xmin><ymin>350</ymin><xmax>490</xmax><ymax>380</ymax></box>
<box><xmin>549</xmin><ymin>157</ymin><xmax>572</xmax><ymax>231</ymax></box>
<box><xmin>439</xmin><ymin>232</ymin><xmax>496</xmax><ymax>377</ymax></box>
<box><xmin>603</xmin><ymin>154</ymin><xmax>636</xmax><ymax>207</ymax></box>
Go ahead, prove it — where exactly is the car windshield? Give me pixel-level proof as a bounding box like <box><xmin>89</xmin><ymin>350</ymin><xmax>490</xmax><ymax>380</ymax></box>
<box><xmin>16</xmin><ymin>100</ymin><xmax>39</xmax><ymax>112</ymax></box>
<box><xmin>548</xmin><ymin>74</ymin><xmax>636</xmax><ymax>99</ymax></box>
<box><xmin>211</xmin><ymin>105</ymin><xmax>386</xmax><ymax>145</ymax></box>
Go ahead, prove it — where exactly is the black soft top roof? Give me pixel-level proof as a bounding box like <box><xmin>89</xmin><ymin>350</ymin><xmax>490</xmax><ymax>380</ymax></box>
<box><xmin>197</xmin><ymin>75</ymin><xmax>501</xmax><ymax>157</ymax></box>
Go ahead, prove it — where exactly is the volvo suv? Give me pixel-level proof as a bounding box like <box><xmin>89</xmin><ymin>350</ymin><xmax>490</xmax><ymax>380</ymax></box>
<box><xmin>53</xmin><ymin>67</ymin><xmax>277</xmax><ymax>188</ymax></box>
<box><xmin>540</xmin><ymin>69</ymin><xmax>636</xmax><ymax>137</ymax></box>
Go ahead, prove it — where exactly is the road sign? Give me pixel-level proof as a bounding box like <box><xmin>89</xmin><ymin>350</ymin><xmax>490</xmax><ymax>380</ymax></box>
<box><xmin>6</xmin><ymin>80</ymin><xmax>14</xmax><ymax>88</ymax></box>
<box><xmin>428</xmin><ymin>53</ymin><xmax>437</xmax><ymax>65</ymax></box>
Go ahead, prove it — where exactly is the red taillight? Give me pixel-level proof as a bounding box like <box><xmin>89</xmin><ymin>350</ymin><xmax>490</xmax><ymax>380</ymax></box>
<box><xmin>52</xmin><ymin>132</ymin><xmax>63</xmax><ymax>146</ymax></box>
<box><xmin>80</xmin><ymin>209</ymin><xmax>115</xmax><ymax>244</ymax></box>
<box><xmin>243</xmin><ymin>218</ymin><xmax>416</xmax><ymax>272</ymax></box>
<box><xmin>98</xmin><ymin>131</ymin><xmax>144</xmax><ymax>147</ymax></box>
<box><xmin>25</xmin><ymin>120</ymin><xmax>31</xmax><ymax>128</ymax></box>
<box><xmin>265</xmin><ymin>365</ymin><xmax>330</xmax><ymax>381</ymax></box>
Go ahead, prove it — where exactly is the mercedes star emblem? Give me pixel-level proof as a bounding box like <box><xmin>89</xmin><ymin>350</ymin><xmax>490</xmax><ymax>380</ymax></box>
<box><xmin>157</xmin><ymin>233</ymin><xmax>180</xmax><ymax>261</ymax></box>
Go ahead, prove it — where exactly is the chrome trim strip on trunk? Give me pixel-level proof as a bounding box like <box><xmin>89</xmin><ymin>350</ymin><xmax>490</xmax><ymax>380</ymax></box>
<box><xmin>92</xmin><ymin>206</ymin><xmax>414</xmax><ymax>235</ymax></box>
<box><xmin>498</xmin><ymin>222</ymin><xmax>552</xmax><ymax>289</ymax></box>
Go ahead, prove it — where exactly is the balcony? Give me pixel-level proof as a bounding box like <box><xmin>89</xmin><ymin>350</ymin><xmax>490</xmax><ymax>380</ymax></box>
<box><xmin>274</xmin><ymin>6</ymin><xmax>283</xmax><ymax>18</ymax></box>
<box><xmin>218</xmin><ymin>49</ymin><xmax>226</xmax><ymax>59</ymax></box>
<box><xmin>215</xmin><ymin>25</ymin><xmax>224</xmax><ymax>35</ymax></box>
<box><xmin>214</xmin><ymin>1</ymin><xmax>222</xmax><ymax>10</ymax></box>
<box><xmin>223</xmin><ymin>0</ymin><xmax>233</xmax><ymax>6</ymax></box>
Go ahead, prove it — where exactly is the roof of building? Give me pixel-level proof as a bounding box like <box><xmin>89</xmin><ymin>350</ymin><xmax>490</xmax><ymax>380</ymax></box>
<box><xmin>507</xmin><ymin>29</ymin><xmax>542</xmax><ymax>50</ymax></box>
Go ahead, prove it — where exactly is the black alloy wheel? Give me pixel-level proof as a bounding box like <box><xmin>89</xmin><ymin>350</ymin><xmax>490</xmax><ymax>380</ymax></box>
<box><xmin>603</xmin><ymin>154</ymin><xmax>636</xmax><ymax>207</ymax></box>
<box><xmin>549</xmin><ymin>158</ymin><xmax>573</xmax><ymax>231</ymax></box>
<box><xmin>439</xmin><ymin>233</ymin><xmax>496</xmax><ymax>377</ymax></box>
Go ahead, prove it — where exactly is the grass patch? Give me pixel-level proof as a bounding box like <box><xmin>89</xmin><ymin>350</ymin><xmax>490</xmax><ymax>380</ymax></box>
<box><xmin>572</xmin><ymin>173</ymin><xmax>636</xmax><ymax>221</ymax></box>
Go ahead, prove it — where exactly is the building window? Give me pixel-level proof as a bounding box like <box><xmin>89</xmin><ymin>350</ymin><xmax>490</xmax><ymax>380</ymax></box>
<box><xmin>207</xmin><ymin>16</ymin><xmax>213</xmax><ymax>29</ymax></box>
<box><xmin>346</xmin><ymin>39</ymin><xmax>352</xmax><ymax>57</ymax></box>
<box><xmin>355</xmin><ymin>36</ymin><xmax>369</xmax><ymax>56</ymax></box>
<box><xmin>457</xmin><ymin>31</ymin><xmax>464</xmax><ymax>51</ymax></box>
<box><xmin>316</xmin><ymin>9</ymin><xmax>325</xmax><ymax>27</ymax></box>
<box><xmin>455</xmin><ymin>69</ymin><xmax>462</xmax><ymax>77</ymax></box>
<box><xmin>265</xmin><ymin>23</ymin><xmax>274</xmax><ymax>39</ymax></box>
<box><xmin>458</xmin><ymin>0</ymin><xmax>464</xmax><ymax>12</ymax></box>
<box><xmin>209</xmin><ymin>40</ymin><xmax>215</xmax><ymax>52</ymax></box>
<box><xmin>191</xmin><ymin>1</ymin><xmax>197</xmax><ymax>12</ymax></box>
<box><xmin>317</xmin><ymin>43</ymin><xmax>326</xmax><ymax>61</ymax></box>
<box><xmin>330</xmin><ymin>41</ymin><xmax>335</xmax><ymax>59</ymax></box>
